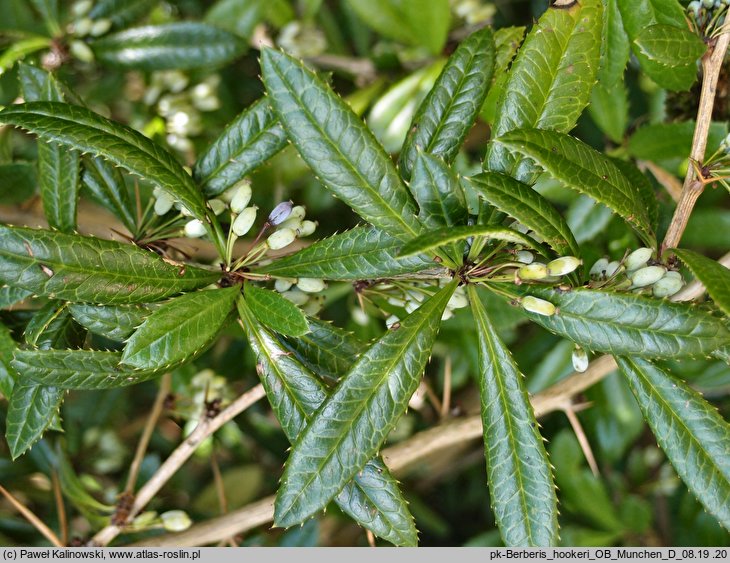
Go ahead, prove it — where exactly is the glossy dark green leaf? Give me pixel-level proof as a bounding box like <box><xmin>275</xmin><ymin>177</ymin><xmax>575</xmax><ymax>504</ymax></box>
<box><xmin>5</xmin><ymin>382</ymin><xmax>63</xmax><ymax>459</ymax></box>
<box><xmin>24</xmin><ymin>301</ymin><xmax>85</xmax><ymax>350</ymax></box>
<box><xmin>0</xmin><ymin>322</ymin><xmax>18</xmax><ymax>398</ymax></box>
<box><xmin>122</xmin><ymin>287</ymin><xmax>238</xmax><ymax>370</ymax></box>
<box><xmin>12</xmin><ymin>349</ymin><xmax>161</xmax><ymax>389</ymax></box>
<box><xmin>0</xmin><ymin>225</ymin><xmax>219</xmax><ymax>304</ymax></box>
<box><xmin>81</xmin><ymin>155</ymin><xmax>137</xmax><ymax>233</ymax></box>
<box><xmin>611</xmin><ymin>158</ymin><xmax>659</xmax><ymax>233</ymax></box>
<box><xmin>480</xmin><ymin>26</ymin><xmax>526</xmax><ymax>126</ymax></box>
<box><xmin>274</xmin><ymin>281</ymin><xmax>457</xmax><ymax>527</ymax></box>
<box><xmin>280</xmin><ymin>318</ymin><xmax>365</xmax><ymax>382</ymax></box>
<box><xmin>598</xmin><ymin>0</ymin><xmax>630</xmax><ymax>87</ymax></box>
<box><xmin>0</xmin><ymin>102</ymin><xmax>218</xmax><ymax>246</ymax></box>
<box><xmin>69</xmin><ymin>303</ymin><xmax>152</xmax><ymax>341</ymax></box>
<box><xmin>91</xmin><ymin>23</ymin><xmax>245</xmax><ymax>71</ymax></box>
<box><xmin>19</xmin><ymin>64</ymin><xmax>79</xmax><ymax>234</ymax></box>
<box><xmin>237</xmin><ymin>298</ymin><xmax>417</xmax><ymax>546</ymax></box>
<box><xmin>194</xmin><ymin>98</ymin><xmax>288</xmax><ymax>197</ymax></box>
<box><xmin>496</xmin><ymin>128</ymin><xmax>656</xmax><ymax>248</ymax></box>
<box><xmin>0</xmin><ymin>286</ymin><xmax>32</xmax><ymax>308</ymax></box>
<box><xmin>484</xmin><ymin>0</ymin><xmax>601</xmax><ymax>182</ymax></box>
<box><xmin>399</xmin><ymin>225</ymin><xmax>539</xmax><ymax>259</ymax></box>
<box><xmin>261</xmin><ymin>49</ymin><xmax>421</xmax><ymax>241</ymax></box>
<box><xmin>616</xmin><ymin>357</ymin><xmax>730</xmax><ymax>530</ymax></box>
<box><xmin>468</xmin><ymin>172</ymin><xmax>580</xmax><ymax>259</ymax></box>
<box><xmin>256</xmin><ymin>226</ymin><xmax>437</xmax><ymax>281</ymax></box>
<box><xmin>514</xmin><ymin>287</ymin><xmax>730</xmax><ymax>359</ymax></box>
<box><xmin>673</xmin><ymin>248</ymin><xmax>730</xmax><ymax>317</ymax></box>
<box><xmin>244</xmin><ymin>284</ymin><xmax>309</xmax><ymax>337</ymax></box>
<box><xmin>634</xmin><ymin>24</ymin><xmax>706</xmax><ymax>67</ymax></box>
<box><xmin>468</xmin><ymin>286</ymin><xmax>558</xmax><ymax>546</ymax></box>
<box><xmin>410</xmin><ymin>152</ymin><xmax>468</xmax><ymax>229</ymax></box>
<box><xmin>0</xmin><ymin>163</ymin><xmax>36</xmax><ymax>204</ymax></box>
<box><xmin>399</xmin><ymin>27</ymin><xmax>495</xmax><ymax>180</ymax></box>
<box><xmin>88</xmin><ymin>0</ymin><xmax>158</xmax><ymax>29</ymax></box>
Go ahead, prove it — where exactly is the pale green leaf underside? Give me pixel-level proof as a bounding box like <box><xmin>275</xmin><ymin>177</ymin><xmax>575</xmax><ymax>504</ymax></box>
<box><xmin>469</xmin><ymin>286</ymin><xmax>558</xmax><ymax>546</ymax></box>
<box><xmin>255</xmin><ymin>226</ymin><xmax>437</xmax><ymax>281</ymax></box>
<box><xmin>399</xmin><ymin>225</ymin><xmax>540</xmax><ymax>259</ymax></box>
<box><xmin>194</xmin><ymin>97</ymin><xmax>288</xmax><ymax>196</ymax></box>
<box><xmin>673</xmin><ymin>248</ymin><xmax>730</xmax><ymax>317</ymax></box>
<box><xmin>261</xmin><ymin>49</ymin><xmax>420</xmax><ymax>241</ymax></box>
<box><xmin>122</xmin><ymin>287</ymin><xmax>239</xmax><ymax>370</ymax></box>
<box><xmin>515</xmin><ymin>287</ymin><xmax>729</xmax><ymax>359</ymax></box>
<box><xmin>468</xmin><ymin>172</ymin><xmax>581</xmax><ymax>259</ymax></box>
<box><xmin>6</xmin><ymin>382</ymin><xmax>63</xmax><ymax>459</ymax></box>
<box><xmin>275</xmin><ymin>281</ymin><xmax>457</xmax><ymax>527</ymax></box>
<box><xmin>237</xmin><ymin>298</ymin><xmax>417</xmax><ymax>546</ymax></box>
<box><xmin>496</xmin><ymin>128</ymin><xmax>655</xmax><ymax>248</ymax></box>
<box><xmin>244</xmin><ymin>284</ymin><xmax>309</xmax><ymax>337</ymax></box>
<box><xmin>616</xmin><ymin>356</ymin><xmax>730</xmax><ymax>530</ymax></box>
<box><xmin>0</xmin><ymin>225</ymin><xmax>218</xmax><ymax>304</ymax></box>
<box><xmin>12</xmin><ymin>349</ymin><xmax>161</xmax><ymax>389</ymax></box>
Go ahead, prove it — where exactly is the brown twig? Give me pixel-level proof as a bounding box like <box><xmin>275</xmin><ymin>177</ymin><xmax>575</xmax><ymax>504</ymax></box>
<box><xmin>0</xmin><ymin>484</ymin><xmax>63</xmax><ymax>547</ymax></box>
<box><xmin>563</xmin><ymin>404</ymin><xmax>599</xmax><ymax>477</ymax></box>
<box><xmin>661</xmin><ymin>31</ymin><xmax>730</xmax><ymax>255</ymax></box>
<box><xmin>91</xmin><ymin>383</ymin><xmax>267</xmax><ymax>546</ymax></box>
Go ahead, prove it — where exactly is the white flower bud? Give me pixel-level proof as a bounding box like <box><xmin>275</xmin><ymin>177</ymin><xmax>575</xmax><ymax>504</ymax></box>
<box><xmin>160</xmin><ymin>510</ymin><xmax>192</xmax><ymax>532</ymax></box>
<box><xmin>547</xmin><ymin>256</ymin><xmax>582</xmax><ymax>276</ymax></box>
<box><xmin>630</xmin><ymin>265</ymin><xmax>666</xmax><ymax>288</ymax></box>
<box><xmin>653</xmin><ymin>275</ymin><xmax>683</xmax><ymax>298</ymax></box>
<box><xmin>232</xmin><ymin>206</ymin><xmax>257</xmax><ymax>237</ymax></box>
<box><xmin>298</xmin><ymin>220</ymin><xmax>317</xmax><ymax>237</ymax></box>
<box><xmin>303</xmin><ymin>297</ymin><xmax>323</xmax><ymax>316</ymax></box>
<box><xmin>405</xmin><ymin>301</ymin><xmax>419</xmax><ymax>314</ymax></box>
<box><xmin>289</xmin><ymin>205</ymin><xmax>306</xmax><ymax>221</ymax></box>
<box><xmin>178</xmin><ymin>204</ymin><xmax>193</xmax><ymax>217</ymax></box>
<box><xmin>352</xmin><ymin>307</ymin><xmax>370</xmax><ymax>326</ymax></box>
<box><xmin>448</xmin><ymin>290</ymin><xmax>468</xmax><ymax>309</ymax></box>
<box><xmin>208</xmin><ymin>199</ymin><xmax>226</xmax><ymax>216</ymax></box>
<box><xmin>387</xmin><ymin>297</ymin><xmax>406</xmax><ymax>307</ymax></box>
<box><xmin>605</xmin><ymin>261</ymin><xmax>624</xmax><ymax>278</ymax></box>
<box><xmin>297</xmin><ymin>277</ymin><xmax>326</xmax><ymax>293</ymax></box>
<box><xmin>90</xmin><ymin>18</ymin><xmax>112</xmax><ymax>37</ymax></box>
<box><xmin>589</xmin><ymin>258</ymin><xmax>609</xmax><ymax>277</ymax></box>
<box><xmin>154</xmin><ymin>191</ymin><xmax>174</xmax><ymax>215</ymax></box>
<box><xmin>70</xmin><ymin>40</ymin><xmax>94</xmax><ymax>63</ymax></box>
<box><xmin>71</xmin><ymin>0</ymin><xmax>93</xmax><ymax>17</ymax></box>
<box><xmin>267</xmin><ymin>228</ymin><xmax>296</xmax><ymax>250</ymax></box>
<box><xmin>73</xmin><ymin>17</ymin><xmax>93</xmax><ymax>37</ymax></box>
<box><xmin>184</xmin><ymin>219</ymin><xmax>206</xmax><ymax>238</ymax></box>
<box><xmin>625</xmin><ymin>247</ymin><xmax>653</xmax><ymax>271</ymax></box>
<box><xmin>385</xmin><ymin>314</ymin><xmax>400</xmax><ymax>328</ymax></box>
<box><xmin>510</xmin><ymin>221</ymin><xmax>529</xmax><ymax>234</ymax></box>
<box><xmin>282</xmin><ymin>289</ymin><xmax>309</xmax><ymax>306</ymax></box>
<box><xmin>441</xmin><ymin>308</ymin><xmax>454</xmax><ymax>321</ymax></box>
<box><xmin>571</xmin><ymin>347</ymin><xmax>589</xmax><ymax>373</ymax></box>
<box><xmin>230</xmin><ymin>182</ymin><xmax>252</xmax><ymax>213</ymax></box>
<box><xmin>516</xmin><ymin>250</ymin><xmax>534</xmax><ymax>264</ymax></box>
<box><xmin>274</xmin><ymin>278</ymin><xmax>294</xmax><ymax>293</ymax></box>
<box><xmin>132</xmin><ymin>511</ymin><xmax>158</xmax><ymax>528</ymax></box>
<box><xmin>517</xmin><ymin>263</ymin><xmax>548</xmax><ymax>280</ymax></box>
<box><xmin>407</xmin><ymin>290</ymin><xmax>425</xmax><ymax>303</ymax></box>
<box><xmin>521</xmin><ymin>296</ymin><xmax>556</xmax><ymax>316</ymax></box>
<box><xmin>269</xmin><ymin>201</ymin><xmax>293</xmax><ymax>225</ymax></box>
<box><xmin>664</xmin><ymin>270</ymin><xmax>683</xmax><ymax>281</ymax></box>
<box><xmin>277</xmin><ymin>216</ymin><xmax>303</xmax><ymax>232</ymax></box>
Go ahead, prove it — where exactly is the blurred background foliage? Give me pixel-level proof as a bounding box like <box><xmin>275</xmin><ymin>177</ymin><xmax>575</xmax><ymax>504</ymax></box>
<box><xmin>0</xmin><ymin>0</ymin><xmax>728</xmax><ymax>547</ymax></box>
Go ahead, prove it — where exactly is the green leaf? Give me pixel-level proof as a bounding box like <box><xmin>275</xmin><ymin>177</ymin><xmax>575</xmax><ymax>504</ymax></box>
<box><xmin>484</xmin><ymin>0</ymin><xmax>601</xmax><ymax>182</ymax></box>
<box><xmin>12</xmin><ymin>349</ymin><xmax>161</xmax><ymax>389</ymax></box>
<box><xmin>495</xmin><ymin>128</ymin><xmax>656</xmax><ymax>248</ymax></box>
<box><xmin>634</xmin><ymin>24</ymin><xmax>706</xmax><ymax>67</ymax></box>
<box><xmin>399</xmin><ymin>225</ymin><xmax>540</xmax><ymax>259</ymax></box>
<box><xmin>565</xmin><ymin>195</ymin><xmax>613</xmax><ymax>244</ymax></box>
<box><xmin>480</xmin><ymin>27</ymin><xmax>526</xmax><ymax>126</ymax></box>
<box><xmin>255</xmin><ymin>226</ymin><xmax>437</xmax><ymax>281</ymax></box>
<box><xmin>616</xmin><ymin>356</ymin><xmax>730</xmax><ymax>530</ymax></box>
<box><xmin>24</xmin><ymin>301</ymin><xmax>85</xmax><ymax>350</ymax></box>
<box><xmin>194</xmin><ymin>97</ymin><xmax>288</xmax><ymax>197</ymax></box>
<box><xmin>244</xmin><ymin>284</ymin><xmax>309</xmax><ymax>337</ymax></box>
<box><xmin>0</xmin><ymin>286</ymin><xmax>32</xmax><ymax>308</ymax></box>
<box><xmin>344</xmin><ymin>0</ymin><xmax>450</xmax><ymax>54</ymax></box>
<box><xmin>627</xmin><ymin>121</ymin><xmax>727</xmax><ymax>164</ymax></box>
<box><xmin>611</xmin><ymin>158</ymin><xmax>659</xmax><ymax>233</ymax></box>
<box><xmin>673</xmin><ymin>248</ymin><xmax>730</xmax><ymax>317</ymax></box>
<box><xmin>588</xmin><ymin>81</ymin><xmax>628</xmax><ymax>144</ymax></box>
<box><xmin>81</xmin><ymin>156</ymin><xmax>137</xmax><ymax>233</ymax></box>
<box><xmin>597</xmin><ymin>0</ymin><xmax>630</xmax><ymax>87</ymax></box>
<box><xmin>0</xmin><ymin>225</ymin><xmax>219</xmax><ymax>304</ymax></box>
<box><xmin>274</xmin><ymin>280</ymin><xmax>457</xmax><ymax>527</ymax></box>
<box><xmin>468</xmin><ymin>285</ymin><xmax>557</xmax><ymax>546</ymax></box>
<box><xmin>512</xmin><ymin>286</ymin><xmax>730</xmax><ymax>359</ymax></box>
<box><xmin>468</xmin><ymin>172</ymin><xmax>581</xmax><ymax>259</ymax></box>
<box><xmin>91</xmin><ymin>23</ymin><xmax>245</xmax><ymax>71</ymax></box>
<box><xmin>69</xmin><ymin>303</ymin><xmax>152</xmax><ymax>341</ymax></box>
<box><xmin>0</xmin><ymin>323</ymin><xmax>18</xmax><ymax>398</ymax></box>
<box><xmin>6</xmin><ymin>382</ymin><xmax>63</xmax><ymax>459</ymax></box>
<box><xmin>0</xmin><ymin>103</ymin><xmax>219</xmax><ymax>244</ymax></box>
<box><xmin>280</xmin><ymin>318</ymin><xmax>366</xmax><ymax>382</ymax></box>
<box><xmin>410</xmin><ymin>152</ymin><xmax>467</xmax><ymax>229</ymax></box>
<box><xmin>88</xmin><ymin>0</ymin><xmax>158</xmax><ymax>29</ymax></box>
<box><xmin>205</xmin><ymin>0</ymin><xmax>267</xmax><ymax>40</ymax></box>
<box><xmin>19</xmin><ymin>64</ymin><xmax>79</xmax><ymax>234</ymax></box>
<box><xmin>261</xmin><ymin>49</ymin><xmax>421</xmax><ymax>241</ymax></box>
<box><xmin>122</xmin><ymin>287</ymin><xmax>239</xmax><ymax>370</ymax></box>
<box><xmin>0</xmin><ymin>36</ymin><xmax>52</xmax><ymax>75</ymax></box>
<box><xmin>0</xmin><ymin>162</ymin><xmax>36</xmax><ymax>204</ymax></box>
<box><xmin>237</xmin><ymin>298</ymin><xmax>417</xmax><ymax>546</ymax></box>
<box><xmin>399</xmin><ymin>27</ymin><xmax>495</xmax><ymax>180</ymax></box>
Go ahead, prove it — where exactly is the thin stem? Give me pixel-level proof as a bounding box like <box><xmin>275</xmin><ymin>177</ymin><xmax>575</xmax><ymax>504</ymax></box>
<box><xmin>91</xmin><ymin>383</ymin><xmax>267</xmax><ymax>547</ymax></box>
<box><xmin>662</xmin><ymin>31</ymin><xmax>730</xmax><ymax>254</ymax></box>
<box><xmin>0</xmin><ymin>484</ymin><xmax>63</xmax><ymax>548</ymax></box>
<box><xmin>51</xmin><ymin>470</ymin><xmax>68</xmax><ymax>546</ymax></box>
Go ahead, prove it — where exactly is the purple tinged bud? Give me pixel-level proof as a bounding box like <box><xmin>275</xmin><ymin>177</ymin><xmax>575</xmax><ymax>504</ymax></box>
<box><xmin>268</xmin><ymin>200</ymin><xmax>293</xmax><ymax>226</ymax></box>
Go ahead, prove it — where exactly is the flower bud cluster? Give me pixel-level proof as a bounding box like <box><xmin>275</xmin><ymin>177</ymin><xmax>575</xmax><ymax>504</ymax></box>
<box><xmin>273</xmin><ymin>276</ymin><xmax>327</xmax><ymax>316</ymax></box>
<box><xmin>589</xmin><ymin>247</ymin><xmax>685</xmax><ymax>298</ymax></box>
<box><xmin>687</xmin><ymin>0</ymin><xmax>730</xmax><ymax>34</ymax></box>
<box><xmin>514</xmin><ymin>255</ymin><xmax>582</xmax><ymax>284</ymax></box>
